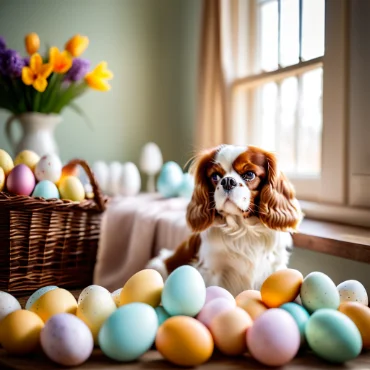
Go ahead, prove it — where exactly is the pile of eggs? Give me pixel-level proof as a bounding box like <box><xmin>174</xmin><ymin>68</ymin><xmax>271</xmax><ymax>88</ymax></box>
<box><xmin>0</xmin><ymin>267</ymin><xmax>369</xmax><ymax>367</ymax></box>
<box><xmin>0</xmin><ymin>148</ymin><xmax>89</xmax><ymax>201</ymax></box>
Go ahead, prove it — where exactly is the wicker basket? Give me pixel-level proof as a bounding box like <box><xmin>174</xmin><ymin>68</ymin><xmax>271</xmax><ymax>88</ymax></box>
<box><xmin>0</xmin><ymin>159</ymin><xmax>107</xmax><ymax>296</ymax></box>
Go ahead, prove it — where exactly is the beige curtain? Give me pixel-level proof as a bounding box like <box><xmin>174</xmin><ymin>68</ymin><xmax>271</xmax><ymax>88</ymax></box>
<box><xmin>196</xmin><ymin>0</ymin><xmax>229</xmax><ymax>150</ymax></box>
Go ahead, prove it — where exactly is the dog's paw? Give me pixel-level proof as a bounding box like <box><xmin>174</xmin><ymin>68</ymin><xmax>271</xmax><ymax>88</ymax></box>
<box><xmin>146</xmin><ymin>249</ymin><xmax>174</xmax><ymax>280</ymax></box>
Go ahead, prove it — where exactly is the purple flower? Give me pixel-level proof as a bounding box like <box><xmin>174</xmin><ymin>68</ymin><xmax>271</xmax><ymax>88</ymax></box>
<box><xmin>0</xmin><ymin>49</ymin><xmax>25</xmax><ymax>77</ymax></box>
<box><xmin>0</xmin><ymin>37</ymin><xmax>6</xmax><ymax>51</ymax></box>
<box><xmin>23</xmin><ymin>56</ymin><xmax>30</xmax><ymax>66</ymax></box>
<box><xmin>64</xmin><ymin>58</ymin><xmax>90</xmax><ymax>82</ymax></box>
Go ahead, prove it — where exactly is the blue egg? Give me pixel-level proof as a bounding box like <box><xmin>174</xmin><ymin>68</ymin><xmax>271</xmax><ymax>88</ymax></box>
<box><xmin>25</xmin><ymin>285</ymin><xmax>58</xmax><ymax>310</ymax></box>
<box><xmin>99</xmin><ymin>302</ymin><xmax>158</xmax><ymax>362</ymax></box>
<box><xmin>155</xmin><ymin>306</ymin><xmax>171</xmax><ymax>325</ymax></box>
<box><xmin>280</xmin><ymin>302</ymin><xmax>310</xmax><ymax>346</ymax></box>
<box><xmin>32</xmin><ymin>180</ymin><xmax>60</xmax><ymax>199</ymax></box>
<box><xmin>157</xmin><ymin>161</ymin><xmax>183</xmax><ymax>198</ymax></box>
<box><xmin>162</xmin><ymin>265</ymin><xmax>206</xmax><ymax>317</ymax></box>
<box><xmin>178</xmin><ymin>173</ymin><xmax>194</xmax><ymax>199</ymax></box>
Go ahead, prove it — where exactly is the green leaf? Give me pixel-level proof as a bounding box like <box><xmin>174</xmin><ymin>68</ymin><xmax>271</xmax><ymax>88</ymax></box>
<box><xmin>68</xmin><ymin>102</ymin><xmax>94</xmax><ymax>131</ymax></box>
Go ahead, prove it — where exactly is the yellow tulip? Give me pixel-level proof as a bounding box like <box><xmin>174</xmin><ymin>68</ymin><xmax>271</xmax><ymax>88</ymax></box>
<box><xmin>25</xmin><ymin>32</ymin><xmax>40</xmax><ymax>55</ymax></box>
<box><xmin>22</xmin><ymin>53</ymin><xmax>53</xmax><ymax>92</ymax></box>
<box><xmin>49</xmin><ymin>46</ymin><xmax>73</xmax><ymax>74</ymax></box>
<box><xmin>85</xmin><ymin>62</ymin><xmax>113</xmax><ymax>91</ymax></box>
<box><xmin>65</xmin><ymin>34</ymin><xmax>89</xmax><ymax>57</ymax></box>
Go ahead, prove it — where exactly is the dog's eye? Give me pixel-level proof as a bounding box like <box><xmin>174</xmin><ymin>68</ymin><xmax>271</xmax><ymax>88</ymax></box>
<box><xmin>211</xmin><ymin>173</ymin><xmax>221</xmax><ymax>183</ymax></box>
<box><xmin>242</xmin><ymin>171</ymin><xmax>256</xmax><ymax>182</ymax></box>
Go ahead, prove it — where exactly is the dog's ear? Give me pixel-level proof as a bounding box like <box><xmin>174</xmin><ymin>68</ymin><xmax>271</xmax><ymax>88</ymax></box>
<box><xmin>259</xmin><ymin>151</ymin><xmax>302</xmax><ymax>232</ymax></box>
<box><xmin>186</xmin><ymin>147</ymin><xmax>219</xmax><ymax>232</ymax></box>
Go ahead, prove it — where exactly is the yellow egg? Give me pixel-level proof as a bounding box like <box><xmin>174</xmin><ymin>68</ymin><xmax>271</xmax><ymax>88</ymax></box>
<box><xmin>120</xmin><ymin>269</ymin><xmax>164</xmax><ymax>307</ymax></box>
<box><xmin>0</xmin><ymin>149</ymin><xmax>14</xmax><ymax>176</ymax></box>
<box><xmin>156</xmin><ymin>316</ymin><xmax>214</xmax><ymax>366</ymax></box>
<box><xmin>0</xmin><ymin>310</ymin><xmax>44</xmax><ymax>355</ymax></box>
<box><xmin>77</xmin><ymin>289</ymin><xmax>116</xmax><ymax>344</ymax></box>
<box><xmin>29</xmin><ymin>288</ymin><xmax>77</xmax><ymax>322</ymax></box>
<box><xmin>58</xmin><ymin>176</ymin><xmax>85</xmax><ymax>201</ymax></box>
<box><xmin>209</xmin><ymin>307</ymin><xmax>253</xmax><ymax>355</ymax></box>
<box><xmin>0</xmin><ymin>167</ymin><xmax>4</xmax><ymax>192</ymax></box>
<box><xmin>261</xmin><ymin>269</ymin><xmax>303</xmax><ymax>308</ymax></box>
<box><xmin>14</xmin><ymin>150</ymin><xmax>40</xmax><ymax>172</ymax></box>
<box><xmin>339</xmin><ymin>301</ymin><xmax>370</xmax><ymax>349</ymax></box>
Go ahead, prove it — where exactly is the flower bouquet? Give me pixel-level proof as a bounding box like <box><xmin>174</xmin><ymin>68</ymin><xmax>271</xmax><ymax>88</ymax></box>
<box><xmin>0</xmin><ymin>33</ymin><xmax>113</xmax><ymax>114</ymax></box>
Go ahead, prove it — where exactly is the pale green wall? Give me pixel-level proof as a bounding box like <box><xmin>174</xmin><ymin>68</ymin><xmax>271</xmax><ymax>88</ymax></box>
<box><xmin>0</xmin><ymin>0</ymin><xmax>202</xmax><ymax>166</ymax></box>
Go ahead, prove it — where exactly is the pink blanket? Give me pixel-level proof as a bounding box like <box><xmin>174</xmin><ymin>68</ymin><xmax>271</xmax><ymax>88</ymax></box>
<box><xmin>93</xmin><ymin>194</ymin><xmax>191</xmax><ymax>291</ymax></box>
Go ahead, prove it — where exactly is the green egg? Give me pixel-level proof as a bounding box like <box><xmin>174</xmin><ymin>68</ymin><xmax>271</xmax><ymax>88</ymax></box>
<box><xmin>305</xmin><ymin>309</ymin><xmax>362</xmax><ymax>363</ymax></box>
<box><xmin>280</xmin><ymin>302</ymin><xmax>310</xmax><ymax>346</ymax></box>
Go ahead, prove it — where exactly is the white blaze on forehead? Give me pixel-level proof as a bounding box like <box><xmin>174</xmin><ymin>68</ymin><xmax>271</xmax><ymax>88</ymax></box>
<box><xmin>215</xmin><ymin>145</ymin><xmax>247</xmax><ymax>172</ymax></box>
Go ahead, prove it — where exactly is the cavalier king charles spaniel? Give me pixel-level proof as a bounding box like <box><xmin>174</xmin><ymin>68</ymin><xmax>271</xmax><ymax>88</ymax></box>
<box><xmin>147</xmin><ymin>145</ymin><xmax>302</xmax><ymax>296</ymax></box>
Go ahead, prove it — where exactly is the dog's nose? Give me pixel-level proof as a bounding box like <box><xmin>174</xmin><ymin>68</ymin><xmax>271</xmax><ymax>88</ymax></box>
<box><xmin>221</xmin><ymin>177</ymin><xmax>237</xmax><ymax>191</ymax></box>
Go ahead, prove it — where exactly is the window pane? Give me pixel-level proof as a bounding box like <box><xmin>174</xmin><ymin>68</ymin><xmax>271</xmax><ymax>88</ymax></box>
<box><xmin>281</xmin><ymin>0</ymin><xmax>299</xmax><ymax>67</ymax></box>
<box><xmin>260</xmin><ymin>82</ymin><xmax>278</xmax><ymax>150</ymax></box>
<box><xmin>297</xmin><ymin>68</ymin><xmax>323</xmax><ymax>174</ymax></box>
<box><xmin>260</xmin><ymin>0</ymin><xmax>278</xmax><ymax>71</ymax></box>
<box><xmin>279</xmin><ymin>77</ymin><xmax>298</xmax><ymax>173</ymax></box>
<box><xmin>302</xmin><ymin>0</ymin><xmax>325</xmax><ymax>60</ymax></box>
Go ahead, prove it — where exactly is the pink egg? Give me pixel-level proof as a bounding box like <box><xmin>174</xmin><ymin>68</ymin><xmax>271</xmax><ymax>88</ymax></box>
<box><xmin>6</xmin><ymin>164</ymin><xmax>35</xmax><ymax>195</ymax></box>
<box><xmin>247</xmin><ymin>308</ymin><xmax>300</xmax><ymax>367</ymax></box>
<box><xmin>205</xmin><ymin>286</ymin><xmax>235</xmax><ymax>305</ymax></box>
<box><xmin>196</xmin><ymin>297</ymin><xmax>235</xmax><ymax>328</ymax></box>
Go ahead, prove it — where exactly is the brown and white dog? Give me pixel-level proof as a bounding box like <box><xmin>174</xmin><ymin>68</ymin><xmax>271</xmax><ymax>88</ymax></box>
<box><xmin>147</xmin><ymin>145</ymin><xmax>302</xmax><ymax>296</ymax></box>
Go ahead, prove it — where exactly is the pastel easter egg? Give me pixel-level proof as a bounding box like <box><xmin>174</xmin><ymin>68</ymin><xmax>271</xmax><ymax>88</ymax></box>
<box><xmin>236</xmin><ymin>293</ymin><xmax>268</xmax><ymax>321</ymax></box>
<box><xmin>14</xmin><ymin>150</ymin><xmax>40</xmax><ymax>172</ymax></box>
<box><xmin>205</xmin><ymin>286</ymin><xmax>235</xmax><ymax>305</ymax></box>
<box><xmin>41</xmin><ymin>313</ymin><xmax>93</xmax><ymax>366</ymax></box>
<box><xmin>111</xmin><ymin>288</ymin><xmax>122</xmax><ymax>307</ymax></box>
<box><xmin>247</xmin><ymin>308</ymin><xmax>300</xmax><ymax>367</ymax></box>
<box><xmin>305</xmin><ymin>309</ymin><xmax>362</xmax><ymax>363</ymax></box>
<box><xmin>0</xmin><ymin>291</ymin><xmax>21</xmax><ymax>320</ymax></box>
<box><xmin>155</xmin><ymin>306</ymin><xmax>171</xmax><ymax>325</ymax></box>
<box><xmin>178</xmin><ymin>173</ymin><xmax>194</xmax><ymax>199</ymax></box>
<box><xmin>0</xmin><ymin>149</ymin><xmax>14</xmax><ymax>175</ymax></box>
<box><xmin>156</xmin><ymin>316</ymin><xmax>213</xmax><ymax>366</ymax></box>
<box><xmin>58</xmin><ymin>176</ymin><xmax>85</xmax><ymax>201</ymax></box>
<box><xmin>35</xmin><ymin>154</ymin><xmax>62</xmax><ymax>183</ymax></box>
<box><xmin>32</xmin><ymin>180</ymin><xmax>60</xmax><ymax>199</ymax></box>
<box><xmin>25</xmin><ymin>286</ymin><xmax>58</xmax><ymax>310</ymax></box>
<box><xmin>197</xmin><ymin>298</ymin><xmax>235</xmax><ymax>328</ymax></box>
<box><xmin>78</xmin><ymin>285</ymin><xmax>111</xmax><ymax>305</ymax></box>
<box><xmin>157</xmin><ymin>161</ymin><xmax>184</xmax><ymax>198</ymax></box>
<box><xmin>162</xmin><ymin>266</ymin><xmax>206</xmax><ymax>317</ymax></box>
<box><xmin>99</xmin><ymin>303</ymin><xmax>158</xmax><ymax>362</ymax></box>
<box><xmin>0</xmin><ymin>167</ymin><xmax>4</xmax><ymax>192</ymax></box>
<box><xmin>120</xmin><ymin>162</ymin><xmax>141</xmax><ymax>196</ymax></box>
<box><xmin>300</xmin><ymin>272</ymin><xmax>340</xmax><ymax>313</ymax></box>
<box><xmin>6</xmin><ymin>164</ymin><xmax>35</xmax><ymax>196</ymax></box>
<box><xmin>337</xmin><ymin>280</ymin><xmax>368</xmax><ymax>306</ymax></box>
<box><xmin>92</xmin><ymin>161</ymin><xmax>109</xmax><ymax>193</ymax></box>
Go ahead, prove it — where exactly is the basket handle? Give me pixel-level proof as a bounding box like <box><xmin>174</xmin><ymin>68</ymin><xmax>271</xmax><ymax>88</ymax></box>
<box><xmin>66</xmin><ymin>159</ymin><xmax>106</xmax><ymax>212</ymax></box>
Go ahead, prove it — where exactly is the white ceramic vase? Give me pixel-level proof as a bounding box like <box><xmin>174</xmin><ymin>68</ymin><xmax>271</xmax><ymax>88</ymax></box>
<box><xmin>5</xmin><ymin>112</ymin><xmax>61</xmax><ymax>157</ymax></box>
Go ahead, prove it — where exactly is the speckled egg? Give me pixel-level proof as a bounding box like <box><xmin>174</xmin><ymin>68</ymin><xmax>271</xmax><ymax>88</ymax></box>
<box><xmin>0</xmin><ymin>291</ymin><xmax>21</xmax><ymax>321</ymax></box>
<box><xmin>155</xmin><ymin>306</ymin><xmax>171</xmax><ymax>325</ymax></box>
<box><xmin>162</xmin><ymin>266</ymin><xmax>206</xmax><ymax>317</ymax></box>
<box><xmin>6</xmin><ymin>164</ymin><xmax>36</xmax><ymax>195</ymax></box>
<box><xmin>205</xmin><ymin>286</ymin><xmax>235</xmax><ymax>305</ymax></box>
<box><xmin>305</xmin><ymin>309</ymin><xmax>362</xmax><ymax>363</ymax></box>
<box><xmin>35</xmin><ymin>153</ymin><xmax>62</xmax><ymax>183</ymax></box>
<box><xmin>14</xmin><ymin>150</ymin><xmax>40</xmax><ymax>172</ymax></box>
<box><xmin>78</xmin><ymin>285</ymin><xmax>110</xmax><ymax>305</ymax></box>
<box><xmin>0</xmin><ymin>167</ymin><xmax>5</xmax><ymax>192</ymax></box>
<box><xmin>25</xmin><ymin>286</ymin><xmax>58</xmax><ymax>310</ymax></box>
<box><xmin>0</xmin><ymin>310</ymin><xmax>44</xmax><ymax>355</ymax></box>
<box><xmin>300</xmin><ymin>272</ymin><xmax>340</xmax><ymax>313</ymax></box>
<box><xmin>337</xmin><ymin>280</ymin><xmax>368</xmax><ymax>306</ymax></box>
<box><xmin>197</xmin><ymin>298</ymin><xmax>235</xmax><ymax>328</ymax></box>
<box><xmin>0</xmin><ymin>149</ymin><xmax>14</xmax><ymax>175</ymax></box>
<box><xmin>32</xmin><ymin>180</ymin><xmax>60</xmax><ymax>199</ymax></box>
<box><xmin>156</xmin><ymin>316</ymin><xmax>214</xmax><ymax>366</ymax></box>
<box><xmin>41</xmin><ymin>313</ymin><xmax>93</xmax><ymax>366</ymax></box>
<box><xmin>111</xmin><ymin>288</ymin><xmax>122</xmax><ymax>307</ymax></box>
<box><xmin>99</xmin><ymin>303</ymin><xmax>158</xmax><ymax>362</ymax></box>
<box><xmin>58</xmin><ymin>176</ymin><xmax>85</xmax><ymax>201</ymax></box>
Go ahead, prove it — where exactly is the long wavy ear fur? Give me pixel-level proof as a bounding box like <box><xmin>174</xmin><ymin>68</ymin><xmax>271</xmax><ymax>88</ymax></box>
<box><xmin>259</xmin><ymin>151</ymin><xmax>302</xmax><ymax>232</ymax></box>
<box><xmin>186</xmin><ymin>147</ymin><xmax>219</xmax><ymax>232</ymax></box>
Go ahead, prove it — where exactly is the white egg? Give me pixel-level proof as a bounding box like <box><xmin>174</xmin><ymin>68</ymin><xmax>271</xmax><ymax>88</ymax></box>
<box><xmin>120</xmin><ymin>162</ymin><xmax>141</xmax><ymax>196</ymax></box>
<box><xmin>35</xmin><ymin>154</ymin><xmax>62</xmax><ymax>183</ymax></box>
<box><xmin>107</xmin><ymin>161</ymin><xmax>123</xmax><ymax>196</ymax></box>
<box><xmin>92</xmin><ymin>161</ymin><xmax>109</xmax><ymax>193</ymax></box>
<box><xmin>111</xmin><ymin>288</ymin><xmax>122</xmax><ymax>307</ymax></box>
<box><xmin>337</xmin><ymin>280</ymin><xmax>368</xmax><ymax>306</ymax></box>
<box><xmin>78</xmin><ymin>285</ymin><xmax>111</xmax><ymax>305</ymax></box>
<box><xmin>0</xmin><ymin>291</ymin><xmax>21</xmax><ymax>320</ymax></box>
<box><xmin>139</xmin><ymin>142</ymin><xmax>163</xmax><ymax>175</ymax></box>
<box><xmin>25</xmin><ymin>285</ymin><xmax>58</xmax><ymax>310</ymax></box>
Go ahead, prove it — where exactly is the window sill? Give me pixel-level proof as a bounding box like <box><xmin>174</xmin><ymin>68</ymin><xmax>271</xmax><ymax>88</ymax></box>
<box><xmin>293</xmin><ymin>218</ymin><xmax>370</xmax><ymax>264</ymax></box>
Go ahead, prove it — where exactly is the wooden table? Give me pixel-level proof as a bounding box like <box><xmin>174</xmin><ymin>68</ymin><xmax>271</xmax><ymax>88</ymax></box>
<box><xmin>1</xmin><ymin>292</ymin><xmax>370</xmax><ymax>369</ymax></box>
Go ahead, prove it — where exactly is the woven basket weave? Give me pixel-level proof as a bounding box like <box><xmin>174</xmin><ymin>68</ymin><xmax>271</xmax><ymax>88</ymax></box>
<box><xmin>0</xmin><ymin>159</ymin><xmax>107</xmax><ymax>296</ymax></box>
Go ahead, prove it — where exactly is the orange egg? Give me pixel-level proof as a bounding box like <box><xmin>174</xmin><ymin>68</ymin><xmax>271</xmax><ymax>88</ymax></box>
<box><xmin>56</xmin><ymin>163</ymin><xmax>79</xmax><ymax>186</ymax></box>
<box><xmin>236</xmin><ymin>289</ymin><xmax>262</xmax><ymax>303</ymax></box>
<box><xmin>0</xmin><ymin>310</ymin><xmax>44</xmax><ymax>355</ymax></box>
<box><xmin>261</xmin><ymin>269</ymin><xmax>303</xmax><ymax>308</ymax></box>
<box><xmin>29</xmin><ymin>288</ymin><xmax>77</xmax><ymax>322</ymax></box>
<box><xmin>236</xmin><ymin>295</ymin><xmax>268</xmax><ymax>320</ymax></box>
<box><xmin>209</xmin><ymin>307</ymin><xmax>253</xmax><ymax>355</ymax></box>
<box><xmin>339</xmin><ymin>301</ymin><xmax>370</xmax><ymax>349</ymax></box>
<box><xmin>156</xmin><ymin>316</ymin><xmax>214</xmax><ymax>366</ymax></box>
